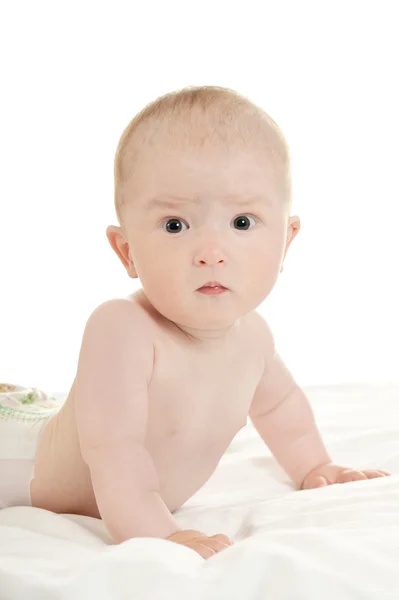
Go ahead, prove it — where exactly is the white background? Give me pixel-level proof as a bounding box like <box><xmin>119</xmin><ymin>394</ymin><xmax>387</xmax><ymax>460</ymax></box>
<box><xmin>0</xmin><ymin>1</ymin><xmax>398</xmax><ymax>392</ymax></box>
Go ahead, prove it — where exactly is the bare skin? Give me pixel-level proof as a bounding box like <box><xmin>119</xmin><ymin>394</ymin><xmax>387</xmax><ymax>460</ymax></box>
<box><xmin>28</xmin><ymin>286</ymin><xmax>391</xmax><ymax>559</ymax></box>
<box><xmin>30</xmin><ymin>289</ymin><xmax>268</xmax><ymax>556</ymax></box>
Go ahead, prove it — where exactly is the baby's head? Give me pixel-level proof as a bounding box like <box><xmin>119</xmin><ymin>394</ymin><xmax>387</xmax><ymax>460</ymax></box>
<box><xmin>107</xmin><ymin>85</ymin><xmax>300</xmax><ymax>340</ymax></box>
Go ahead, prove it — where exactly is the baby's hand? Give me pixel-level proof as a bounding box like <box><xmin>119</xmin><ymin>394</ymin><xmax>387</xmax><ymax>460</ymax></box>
<box><xmin>167</xmin><ymin>529</ymin><xmax>234</xmax><ymax>559</ymax></box>
<box><xmin>301</xmin><ymin>463</ymin><xmax>391</xmax><ymax>490</ymax></box>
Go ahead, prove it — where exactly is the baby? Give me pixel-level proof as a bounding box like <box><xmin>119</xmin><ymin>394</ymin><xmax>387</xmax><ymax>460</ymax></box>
<box><xmin>1</xmin><ymin>85</ymin><xmax>390</xmax><ymax>560</ymax></box>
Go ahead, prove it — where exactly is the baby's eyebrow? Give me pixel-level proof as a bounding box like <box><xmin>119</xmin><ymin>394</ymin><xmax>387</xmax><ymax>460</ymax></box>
<box><xmin>146</xmin><ymin>195</ymin><xmax>273</xmax><ymax>210</ymax></box>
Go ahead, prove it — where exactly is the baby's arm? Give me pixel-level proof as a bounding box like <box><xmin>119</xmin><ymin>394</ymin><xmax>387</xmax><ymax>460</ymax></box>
<box><xmin>249</xmin><ymin>320</ymin><xmax>332</xmax><ymax>489</ymax></box>
<box><xmin>74</xmin><ymin>300</ymin><xmax>182</xmax><ymax>543</ymax></box>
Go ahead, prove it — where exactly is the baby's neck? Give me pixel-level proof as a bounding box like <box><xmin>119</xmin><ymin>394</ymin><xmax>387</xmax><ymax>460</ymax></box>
<box><xmin>172</xmin><ymin>320</ymin><xmax>241</xmax><ymax>346</ymax></box>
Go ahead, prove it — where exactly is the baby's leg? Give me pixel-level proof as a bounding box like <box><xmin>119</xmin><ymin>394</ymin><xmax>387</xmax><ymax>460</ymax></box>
<box><xmin>0</xmin><ymin>383</ymin><xmax>59</xmax><ymax>508</ymax></box>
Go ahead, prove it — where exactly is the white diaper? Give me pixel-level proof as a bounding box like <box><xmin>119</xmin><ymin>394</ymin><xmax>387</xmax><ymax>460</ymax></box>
<box><xmin>0</xmin><ymin>383</ymin><xmax>60</xmax><ymax>509</ymax></box>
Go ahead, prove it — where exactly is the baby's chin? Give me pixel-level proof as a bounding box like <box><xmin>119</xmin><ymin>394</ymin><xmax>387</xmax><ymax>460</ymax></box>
<box><xmin>158</xmin><ymin>295</ymin><xmax>252</xmax><ymax>334</ymax></box>
<box><xmin>143</xmin><ymin>285</ymin><xmax>266</xmax><ymax>330</ymax></box>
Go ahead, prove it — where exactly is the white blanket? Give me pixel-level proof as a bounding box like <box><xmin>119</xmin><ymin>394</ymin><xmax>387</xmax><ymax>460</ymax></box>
<box><xmin>1</xmin><ymin>383</ymin><xmax>398</xmax><ymax>599</ymax></box>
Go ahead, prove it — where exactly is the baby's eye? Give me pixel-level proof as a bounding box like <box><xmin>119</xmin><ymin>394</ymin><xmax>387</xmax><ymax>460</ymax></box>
<box><xmin>161</xmin><ymin>215</ymin><xmax>257</xmax><ymax>234</ymax></box>
<box><xmin>231</xmin><ymin>215</ymin><xmax>257</xmax><ymax>230</ymax></box>
<box><xmin>162</xmin><ymin>218</ymin><xmax>189</xmax><ymax>234</ymax></box>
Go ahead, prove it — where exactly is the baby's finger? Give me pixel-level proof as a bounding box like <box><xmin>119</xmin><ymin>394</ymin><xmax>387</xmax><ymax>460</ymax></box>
<box><xmin>185</xmin><ymin>540</ymin><xmax>215</xmax><ymax>559</ymax></box>
<box><xmin>315</xmin><ymin>476</ymin><xmax>328</xmax><ymax>487</ymax></box>
<box><xmin>195</xmin><ymin>536</ymin><xmax>230</xmax><ymax>553</ymax></box>
<box><xmin>302</xmin><ymin>475</ymin><xmax>328</xmax><ymax>489</ymax></box>
<box><xmin>210</xmin><ymin>534</ymin><xmax>234</xmax><ymax>546</ymax></box>
<box><xmin>338</xmin><ymin>469</ymin><xmax>367</xmax><ymax>483</ymax></box>
<box><xmin>362</xmin><ymin>470</ymin><xmax>386</xmax><ymax>479</ymax></box>
<box><xmin>167</xmin><ymin>530</ymin><xmax>207</xmax><ymax>544</ymax></box>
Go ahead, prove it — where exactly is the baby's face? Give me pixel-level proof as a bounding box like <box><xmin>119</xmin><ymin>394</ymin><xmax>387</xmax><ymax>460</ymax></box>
<box><xmin>120</xmin><ymin>142</ymin><xmax>299</xmax><ymax>337</ymax></box>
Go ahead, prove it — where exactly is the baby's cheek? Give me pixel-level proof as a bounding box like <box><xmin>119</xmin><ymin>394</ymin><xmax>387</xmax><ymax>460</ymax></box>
<box><xmin>252</xmin><ymin>260</ymin><xmax>280</xmax><ymax>296</ymax></box>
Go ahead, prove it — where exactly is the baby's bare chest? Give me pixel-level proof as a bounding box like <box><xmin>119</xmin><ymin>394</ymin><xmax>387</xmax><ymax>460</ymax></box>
<box><xmin>145</xmin><ymin>335</ymin><xmax>265</xmax><ymax>447</ymax></box>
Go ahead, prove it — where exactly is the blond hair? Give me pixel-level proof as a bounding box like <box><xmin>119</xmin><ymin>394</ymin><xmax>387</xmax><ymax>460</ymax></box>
<box><xmin>114</xmin><ymin>85</ymin><xmax>292</xmax><ymax>225</ymax></box>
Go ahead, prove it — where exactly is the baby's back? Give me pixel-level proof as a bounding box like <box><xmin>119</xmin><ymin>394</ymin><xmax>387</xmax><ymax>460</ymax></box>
<box><xmin>31</xmin><ymin>291</ymin><xmax>267</xmax><ymax>524</ymax></box>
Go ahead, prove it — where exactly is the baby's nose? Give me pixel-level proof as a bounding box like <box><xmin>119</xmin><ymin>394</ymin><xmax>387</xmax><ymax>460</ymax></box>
<box><xmin>195</xmin><ymin>243</ymin><xmax>226</xmax><ymax>266</ymax></box>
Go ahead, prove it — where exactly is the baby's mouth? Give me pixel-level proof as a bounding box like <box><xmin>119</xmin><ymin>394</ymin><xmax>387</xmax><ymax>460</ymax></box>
<box><xmin>196</xmin><ymin>281</ymin><xmax>228</xmax><ymax>294</ymax></box>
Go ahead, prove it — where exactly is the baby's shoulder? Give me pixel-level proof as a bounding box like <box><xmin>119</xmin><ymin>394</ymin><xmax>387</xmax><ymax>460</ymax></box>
<box><xmin>86</xmin><ymin>292</ymin><xmax>158</xmax><ymax>340</ymax></box>
<box><xmin>246</xmin><ymin>311</ymin><xmax>276</xmax><ymax>363</ymax></box>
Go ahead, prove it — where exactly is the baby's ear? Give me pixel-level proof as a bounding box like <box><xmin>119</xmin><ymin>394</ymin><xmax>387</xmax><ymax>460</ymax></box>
<box><xmin>127</xmin><ymin>251</ymin><xmax>139</xmax><ymax>279</ymax></box>
<box><xmin>105</xmin><ymin>226</ymin><xmax>139</xmax><ymax>279</ymax></box>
